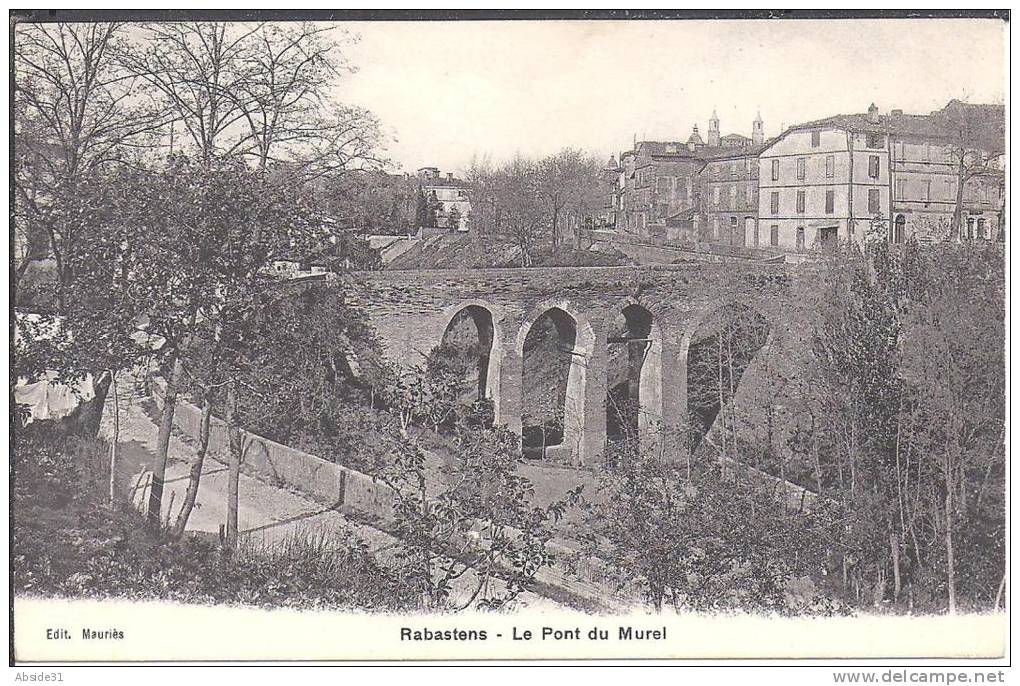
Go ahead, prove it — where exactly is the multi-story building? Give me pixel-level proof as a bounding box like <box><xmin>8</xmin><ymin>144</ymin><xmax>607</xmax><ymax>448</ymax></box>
<box><xmin>696</xmin><ymin>146</ymin><xmax>765</xmax><ymax>246</ymax></box>
<box><xmin>610</xmin><ymin>111</ymin><xmax>767</xmax><ymax>241</ymax></box>
<box><xmin>757</xmin><ymin>101</ymin><xmax>1004</xmax><ymax>252</ymax></box>
<box><xmin>888</xmin><ymin>100</ymin><xmax>1004</xmax><ymax>243</ymax></box>
<box><xmin>417</xmin><ymin>167</ymin><xmax>472</xmax><ymax>232</ymax></box>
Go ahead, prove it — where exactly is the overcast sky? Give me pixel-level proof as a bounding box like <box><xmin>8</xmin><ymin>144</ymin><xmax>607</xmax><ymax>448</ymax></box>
<box><xmin>331</xmin><ymin>18</ymin><xmax>1006</xmax><ymax>174</ymax></box>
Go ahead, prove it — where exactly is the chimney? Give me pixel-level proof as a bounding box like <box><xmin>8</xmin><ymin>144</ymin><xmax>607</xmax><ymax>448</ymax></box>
<box><xmin>867</xmin><ymin>103</ymin><xmax>880</xmax><ymax>124</ymax></box>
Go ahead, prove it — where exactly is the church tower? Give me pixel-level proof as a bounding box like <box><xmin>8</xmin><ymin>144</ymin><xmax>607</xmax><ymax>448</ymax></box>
<box><xmin>752</xmin><ymin>110</ymin><xmax>764</xmax><ymax>145</ymax></box>
<box><xmin>707</xmin><ymin>108</ymin><xmax>720</xmax><ymax>147</ymax></box>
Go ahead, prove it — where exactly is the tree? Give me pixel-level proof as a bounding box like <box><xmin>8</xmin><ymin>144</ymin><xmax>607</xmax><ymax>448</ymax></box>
<box><xmin>773</xmin><ymin>241</ymin><xmax>1005</xmax><ymax>612</ymax></box>
<box><xmin>371</xmin><ymin>426</ymin><xmax>573</xmax><ymax>610</ymax></box>
<box><xmin>576</xmin><ymin>434</ymin><xmax>824</xmax><ymax>613</ymax></box>
<box><xmin>496</xmin><ymin>156</ymin><xmax>545</xmax><ymax>267</ymax></box>
<box><xmin>66</xmin><ymin>157</ymin><xmax>339</xmax><ymax>536</ymax></box>
<box><xmin>119</xmin><ymin>21</ymin><xmax>384</xmax><ymax>179</ymax></box>
<box><xmin>447</xmin><ymin>206</ymin><xmax>462</xmax><ymax>232</ymax></box>
<box><xmin>936</xmin><ymin>100</ymin><xmax>1005</xmax><ymax>240</ymax></box>
<box><xmin>536</xmin><ymin>148</ymin><xmax>603</xmax><ymax>248</ymax></box>
<box><xmin>13</xmin><ymin>21</ymin><xmax>164</xmax><ymax>300</ymax></box>
<box><xmin>383</xmin><ymin>365</ymin><xmax>463</xmax><ymax>436</ymax></box>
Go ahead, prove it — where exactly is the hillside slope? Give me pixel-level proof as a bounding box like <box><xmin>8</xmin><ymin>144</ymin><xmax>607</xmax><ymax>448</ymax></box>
<box><xmin>385</xmin><ymin>234</ymin><xmax>633</xmax><ymax>270</ymax></box>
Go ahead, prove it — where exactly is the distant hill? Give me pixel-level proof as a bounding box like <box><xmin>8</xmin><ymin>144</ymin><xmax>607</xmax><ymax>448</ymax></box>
<box><xmin>384</xmin><ymin>234</ymin><xmax>633</xmax><ymax>271</ymax></box>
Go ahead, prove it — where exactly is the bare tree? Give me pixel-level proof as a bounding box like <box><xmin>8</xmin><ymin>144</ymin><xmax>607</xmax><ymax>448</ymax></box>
<box><xmin>119</xmin><ymin>22</ymin><xmax>385</xmax><ymax>179</ymax></box>
<box><xmin>117</xmin><ymin>22</ymin><xmax>261</xmax><ymax>163</ymax></box>
<box><xmin>937</xmin><ymin>100</ymin><xmax>1005</xmax><ymax>239</ymax></box>
<box><xmin>536</xmin><ymin>148</ymin><xmax>603</xmax><ymax>248</ymax></box>
<box><xmin>13</xmin><ymin>21</ymin><xmax>164</xmax><ymax>297</ymax></box>
<box><xmin>496</xmin><ymin>156</ymin><xmax>545</xmax><ymax>267</ymax></box>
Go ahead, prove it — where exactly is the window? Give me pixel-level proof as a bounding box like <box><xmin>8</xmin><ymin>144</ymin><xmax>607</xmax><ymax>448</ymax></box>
<box><xmin>811</xmin><ymin>131</ymin><xmax>821</xmax><ymax>147</ymax></box>
<box><xmin>924</xmin><ymin>180</ymin><xmax>932</xmax><ymax>202</ymax></box>
<box><xmin>866</xmin><ymin>133</ymin><xmax>886</xmax><ymax>149</ymax></box>
<box><xmin>770</xmin><ymin>191</ymin><xmax>779</xmax><ymax>214</ymax></box>
<box><xmin>796</xmin><ymin>226</ymin><xmax>805</xmax><ymax>252</ymax></box>
<box><xmin>730</xmin><ymin>185</ymin><xmax>737</xmax><ymax>207</ymax></box>
<box><xmin>796</xmin><ymin>190</ymin><xmax>806</xmax><ymax>214</ymax></box>
<box><xmin>868</xmin><ymin>188</ymin><xmax>881</xmax><ymax>214</ymax></box>
<box><xmin>895</xmin><ymin>178</ymin><xmax>906</xmax><ymax>200</ymax></box>
<box><xmin>892</xmin><ymin>215</ymin><xmax>906</xmax><ymax>244</ymax></box>
<box><xmin>825</xmin><ymin>155</ymin><xmax>835</xmax><ymax>178</ymax></box>
<box><xmin>825</xmin><ymin>190</ymin><xmax>835</xmax><ymax>214</ymax></box>
<box><xmin>797</xmin><ymin>158</ymin><xmax>806</xmax><ymax>180</ymax></box>
<box><xmin>656</xmin><ymin>177</ymin><xmax>668</xmax><ymax>193</ymax></box>
<box><xmin>978</xmin><ymin>218</ymin><xmax>987</xmax><ymax>239</ymax></box>
<box><xmin>868</xmin><ymin>155</ymin><xmax>881</xmax><ymax>179</ymax></box>
<box><xmin>730</xmin><ymin>162</ymin><xmax>738</xmax><ymax>178</ymax></box>
<box><xmin>771</xmin><ymin>159</ymin><xmax>780</xmax><ymax>181</ymax></box>
<box><xmin>770</xmin><ymin>225</ymin><xmax>779</xmax><ymax>246</ymax></box>
<box><xmin>713</xmin><ymin>187</ymin><xmax>721</xmax><ymax>206</ymax></box>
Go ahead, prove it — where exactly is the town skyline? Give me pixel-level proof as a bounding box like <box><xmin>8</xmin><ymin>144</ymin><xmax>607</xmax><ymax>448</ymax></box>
<box><xmin>334</xmin><ymin>18</ymin><xmax>1006</xmax><ymax>173</ymax></box>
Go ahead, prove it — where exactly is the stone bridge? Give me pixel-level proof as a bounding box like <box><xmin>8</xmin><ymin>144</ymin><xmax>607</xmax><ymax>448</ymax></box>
<box><xmin>347</xmin><ymin>263</ymin><xmax>794</xmax><ymax>466</ymax></box>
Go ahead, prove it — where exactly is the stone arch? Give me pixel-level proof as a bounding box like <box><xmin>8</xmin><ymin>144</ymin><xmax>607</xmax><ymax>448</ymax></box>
<box><xmin>605</xmin><ymin>298</ymin><xmax>664</xmax><ymax>448</ymax></box>
<box><xmin>437</xmin><ymin>299</ymin><xmax>504</xmax><ymax>420</ymax></box>
<box><xmin>515</xmin><ymin>300</ymin><xmax>598</xmax><ymax>465</ymax></box>
<box><xmin>676</xmin><ymin>296</ymin><xmax>773</xmax><ymax>449</ymax></box>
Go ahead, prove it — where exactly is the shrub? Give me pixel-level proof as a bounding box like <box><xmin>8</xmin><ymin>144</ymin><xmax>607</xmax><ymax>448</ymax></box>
<box><xmin>12</xmin><ymin>432</ymin><xmax>415</xmax><ymax>611</ymax></box>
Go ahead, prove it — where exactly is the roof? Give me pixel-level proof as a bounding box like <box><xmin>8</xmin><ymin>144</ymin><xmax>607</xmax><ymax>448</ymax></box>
<box><xmin>420</xmin><ymin>177</ymin><xmax>471</xmax><ymax>189</ymax></box>
<box><xmin>696</xmin><ymin>142</ymin><xmax>771</xmax><ymax>162</ymax></box>
<box><xmin>720</xmin><ymin>133</ymin><xmax>751</xmax><ymax>142</ymax></box>
<box><xmin>789</xmin><ymin>100</ymin><xmax>1004</xmax><ymax>150</ymax></box>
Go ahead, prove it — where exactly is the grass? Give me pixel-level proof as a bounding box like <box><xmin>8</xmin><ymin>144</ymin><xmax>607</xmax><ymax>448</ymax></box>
<box><xmin>11</xmin><ymin>426</ymin><xmax>415</xmax><ymax>612</ymax></box>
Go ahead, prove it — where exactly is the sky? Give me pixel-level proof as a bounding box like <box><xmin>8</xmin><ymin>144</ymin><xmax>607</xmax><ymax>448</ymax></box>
<box><xmin>327</xmin><ymin>18</ymin><xmax>1006</xmax><ymax>174</ymax></box>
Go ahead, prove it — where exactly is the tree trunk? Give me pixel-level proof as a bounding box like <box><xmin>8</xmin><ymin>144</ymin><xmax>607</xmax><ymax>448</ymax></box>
<box><xmin>224</xmin><ymin>380</ymin><xmax>242</xmax><ymax>549</ymax></box>
<box><xmin>891</xmin><ymin>531</ymin><xmax>901</xmax><ymax>603</ymax></box>
<box><xmin>952</xmin><ymin>159</ymin><xmax>967</xmax><ymax>240</ymax></box>
<box><xmin>171</xmin><ymin>395</ymin><xmax>213</xmax><ymax>540</ymax></box>
<box><xmin>148</xmin><ymin>359</ymin><xmax>181</xmax><ymax>528</ymax></box>
<box><xmin>945</xmin><ymin>487</ymin><xmax>957</xmax><ymax>614</ymax></box>
<box><xmin>109</xmin><ymin>370</ymin><xmax>119</xmax><ymax>505</ymax></box>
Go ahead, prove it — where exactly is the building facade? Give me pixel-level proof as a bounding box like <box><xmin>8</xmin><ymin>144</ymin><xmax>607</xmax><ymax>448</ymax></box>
<box><xmin>757</xmin><ymin>101</ymin><xmax>1004</xmax><ymax>252</ymax></box>
<box><xmin>417</xmin><ymin>167</ymin><xmax>472</xmax><ymax>232</ymax></box>
<box><xmin>610</xmin><ymin>111</ymin><xmax>767</xmax><ymax>241</ymax></box>
<box><xmin>696</xmin><ymin>147</ymin><xmax>764</xmax><ymax>246</ymax></box>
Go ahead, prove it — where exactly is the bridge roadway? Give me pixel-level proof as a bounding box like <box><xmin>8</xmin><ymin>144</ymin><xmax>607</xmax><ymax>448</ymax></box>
<box><xmin>346</xmin><ymin>262</ymin><xmax>792</xmax><ymax>466</ymax></box>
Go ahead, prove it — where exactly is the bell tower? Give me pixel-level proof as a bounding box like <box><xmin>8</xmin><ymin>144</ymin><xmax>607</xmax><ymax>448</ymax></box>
<box><xmin>752</xmin><ymin>110</ymin><xmax>764</xmax><ymax>145</ymax></box>
<box><xmin>708</xmin><ymin>108</ymin><xmax>720</xmax><ymax>147</ymax></box>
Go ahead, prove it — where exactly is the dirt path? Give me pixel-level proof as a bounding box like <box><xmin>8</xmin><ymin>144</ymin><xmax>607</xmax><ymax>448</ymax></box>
<box><xmin>98</xmin><ymin>373</ymin><xmax>571</xmax><ymax>612</ymax></box>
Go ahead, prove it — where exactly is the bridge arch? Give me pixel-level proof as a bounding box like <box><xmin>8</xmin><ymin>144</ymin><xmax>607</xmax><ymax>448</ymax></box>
<box><xmin>676</xmin><ymin>296</ymin><xmax>773</xmax><ymax>450</ymax></box>
<box><xmin>605</xmin><ymin>298</ymin><xmax>664</xmax><ymax>451</ymax></box>
<box><xmin>515</xmin><ymin>300</ymin><xmax>598</xmax><ymax>465</ymax></box>
<box><xmin>436</xmin><ymin>299</ymin><xmax>504</xmax><ymax>421</ymax></box>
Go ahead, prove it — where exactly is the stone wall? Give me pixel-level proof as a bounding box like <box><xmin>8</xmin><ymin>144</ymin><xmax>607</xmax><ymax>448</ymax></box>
<box><xmin>151</xmin><ymin>378</ymin><xmax>396</xmax><ymax>522</ymax></box>
<box><xmin>348</xmin><ymin>263</ymin><xmax>792</xmax><ymax>466</ymax></box>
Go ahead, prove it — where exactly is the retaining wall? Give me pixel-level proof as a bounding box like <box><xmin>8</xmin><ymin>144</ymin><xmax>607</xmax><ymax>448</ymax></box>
<box><xmin>151</xmin><ymin>378</ymin><xmax>396</xmax><ymax>522</ymax></box>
